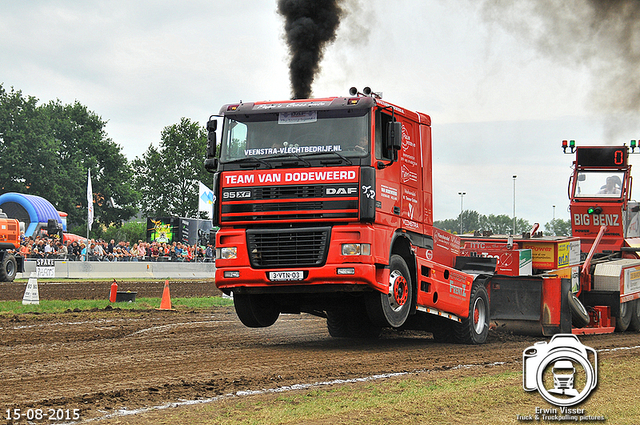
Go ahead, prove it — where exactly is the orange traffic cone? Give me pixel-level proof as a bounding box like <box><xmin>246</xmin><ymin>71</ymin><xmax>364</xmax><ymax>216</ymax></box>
<box><xmin>156</xmin><ymin>280</ymin><xmax>175</xmax><ymax>311</ymax></box>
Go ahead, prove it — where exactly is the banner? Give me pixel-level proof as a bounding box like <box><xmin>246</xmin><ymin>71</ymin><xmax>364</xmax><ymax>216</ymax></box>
<box><xmin>199</xmin><ymin>181</ymin><xmax>214</xmax><ymax>214</ymax></box>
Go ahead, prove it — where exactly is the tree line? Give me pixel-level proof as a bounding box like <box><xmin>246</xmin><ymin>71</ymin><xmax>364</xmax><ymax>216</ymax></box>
<box><xmin>0</xmin><ymin>84</ymin><xmax>210</xmax><ymax>238</ymax></box>
<box><xmin>434</xmin><ymin>209</ymin><xmax>572</xmax><ymax>237</ymax></box>
<box><xmin>1</xmin><ymin>84</ymin><xmax>573</xmax><ymax>240</ymax></box>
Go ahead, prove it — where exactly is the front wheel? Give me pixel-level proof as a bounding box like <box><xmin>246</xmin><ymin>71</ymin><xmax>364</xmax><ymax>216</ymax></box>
<box><xmin>453</xmin><ymin>282</ymin><xmax>489</xmax><ymax>344</ymax></box>
<box><xmin>365</xmin><ymin>254</ymin><xmax>413</xmax><ymax>328</ymax></box>
<box><xmin>233</xmin><ymin>293</ymin><xmax>280</xmax><ymax>328</ymax></box>
<box><xmin>0</xmin><ymin>254</ymin><xmax>17</xmax><ymax>282</ymax></box>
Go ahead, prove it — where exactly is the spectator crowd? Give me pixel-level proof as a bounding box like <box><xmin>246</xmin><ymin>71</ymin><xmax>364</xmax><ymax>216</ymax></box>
<box><xmin>18</xmin><ymin>235</ymin><xmax>214</xmax><ymax>262</ymax></box>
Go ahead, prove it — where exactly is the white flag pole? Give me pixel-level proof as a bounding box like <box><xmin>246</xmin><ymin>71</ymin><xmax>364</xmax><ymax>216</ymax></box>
<box><xmin>87</xmin><ymin>169</ymin><xmax>93</xmax><ymax>261</ymax></box>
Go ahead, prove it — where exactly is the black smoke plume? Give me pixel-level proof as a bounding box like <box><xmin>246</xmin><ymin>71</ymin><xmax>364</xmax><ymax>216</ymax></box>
<box><xmin>480</xmin><ymin>0</ymin><xmax>640</xmax><ymax>116</ymax></box>
<box><xmin>277</xmin><ymin>0</ymin><xmax>344</xmax><ymax>99</ymax></box>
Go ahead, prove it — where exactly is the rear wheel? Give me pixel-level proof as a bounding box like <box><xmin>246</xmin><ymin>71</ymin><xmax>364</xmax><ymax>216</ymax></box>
<box><xmin>233</xmin><ymin>293</ymin><xmax>280</xmax><ymax>328</ymax></box>
<box><xmin>0</xmin><ymin>254</ymin><xmax>17</xmax><ymax>282</ymax></box>
<box><xmin>365</xmin><ymin>255</ymin><xmax>413</xmax><ymax>328</ymax></box>
<box><xmin>326</xmin><ymin>306</ymin><xmax>381</xmax><ymax>338</ymax></box>
<box><xmin>628</xmin><ymin>299</ymin><xmax>640</xmax><ymax>331</ymax></box>
<box><xmin>453</xmin><ymin>282</ymin><xmax>489</xmax><ymax>344</ymax></box>
<box><xmin>431</xmin><ymin>317</ymin><xmax>454</xmax><ymax>343</ymax></box>
<box><xmin>616</xmin><ymin>300</ymin><xmax>633</xmax><ymax>332</ymax></box>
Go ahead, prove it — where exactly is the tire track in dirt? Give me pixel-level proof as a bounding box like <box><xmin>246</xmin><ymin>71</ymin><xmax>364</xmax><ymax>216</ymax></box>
<box><xmin>1</xmin><ymin>281</ymin><xmax>639</xmax><ymax>423</ymax></box>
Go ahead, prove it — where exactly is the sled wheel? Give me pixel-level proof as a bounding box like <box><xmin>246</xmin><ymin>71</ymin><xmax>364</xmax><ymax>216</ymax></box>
<box><xmin>365</xmin><ymin>254</ymin><xmax>413</xmax><ymax>328</ymax></box>
<box><xmin>233</xmin><ymin>293</ymin><xmax>279</xmax><ymax>328</ymax></box>
<box><xmin>628</xmin><ymin>299</ymin><xmax>640</xmax><ymax>331</ymax></box>
<box><xmin>0</xmin><ymin>254</ymin><xmax>17</xmax><ymax>282</ymax></box>
<box><xmin>568</xmin><ymin>292</ymin><xmax>590</xmax><ymax>328</ymax></box>
<box><xmin>616</xmin><ymin>300</ymin><xmax>633</xmax><ymax>332</ymax></box>
<box><xmin>454</xmin><ymin>282</ymin><xmax>490</xmax><ymax>344</ymax></box>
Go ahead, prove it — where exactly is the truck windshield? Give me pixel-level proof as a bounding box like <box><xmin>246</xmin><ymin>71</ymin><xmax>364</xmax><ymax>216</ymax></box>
<box><xmin>574</xmin><ymin>171</ymin><xmax>625</xmax><ymax>198</ymax></box>
<box><xmin>219</xmin><ymin>108</ymin><xmax>370</xmax><ymax>162</ymax></box>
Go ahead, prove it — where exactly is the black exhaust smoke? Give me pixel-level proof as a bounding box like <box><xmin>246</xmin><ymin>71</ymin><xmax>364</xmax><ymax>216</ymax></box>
<box><xmin>481</xmin><ymin>0</ymin><xmax>640</xmax><ymax>114</ymax></box>
<box><xmin>277</xmin><ymin>0</ymin><xmax>345</xmax><ymax>100</ymax></box>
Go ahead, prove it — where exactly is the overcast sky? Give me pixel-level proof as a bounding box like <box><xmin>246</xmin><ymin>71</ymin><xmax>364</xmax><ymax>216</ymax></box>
<box><xmin>2</xmin><ymin>0</ymin><xmax>640</xmax><ymax>225</ymax></box>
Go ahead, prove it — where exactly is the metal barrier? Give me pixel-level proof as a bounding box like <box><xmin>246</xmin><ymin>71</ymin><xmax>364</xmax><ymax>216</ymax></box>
<box><xmin>19</xmin><ymin>259</ymin><xmax>216</xmax><ymax>279</ymax></box>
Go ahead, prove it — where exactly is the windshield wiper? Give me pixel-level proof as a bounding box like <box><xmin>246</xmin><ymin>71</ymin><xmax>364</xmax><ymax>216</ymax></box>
<box><xmin>299</xmin><ymin>151</ymin><xmax>353</xmax><ymax>166</ymax></box>
<box><xmin>225</xmin><ymin>156</ymin><xmax>272</xmax><ymax>169</ymax></box>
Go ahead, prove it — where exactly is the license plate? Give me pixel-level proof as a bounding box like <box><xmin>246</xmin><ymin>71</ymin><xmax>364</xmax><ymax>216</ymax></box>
<box><xmin>268</xmin><ymin>271</ymin><xmax>304</xmax><ymax>281</ymax></box>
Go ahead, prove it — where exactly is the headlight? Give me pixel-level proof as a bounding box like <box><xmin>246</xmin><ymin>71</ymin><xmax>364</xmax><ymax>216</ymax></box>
<box><xmin>217</xmin><ymin>247</ymin><xmax>238</xmax><ymax>260</ymax></box>
<box><xmin>341</xmin><ymin>243</ymin><xmax>371</xmax><ymax>256</ymax></box>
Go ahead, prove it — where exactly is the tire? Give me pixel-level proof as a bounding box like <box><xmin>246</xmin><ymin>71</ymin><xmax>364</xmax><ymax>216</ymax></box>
<box><xmin>365</xmin><ymin>255</ymin><xmax>413</xmax><ymax>328</ymax></box>
<box><xmin>568</xmin><ymin>292</ymin><xmax>590</xmax><ymax>328</ymax></box>
<box><xmin>431</xmin><ymin>317</ymin><xmax>454</xmax><ymax>343</ymax></box>
<box><xmin>326</xmin><ymin>309</ymin><xmax>350</xmax><ymax>337</ymax></box>
<box><xmin>0</xmin><ymin>254</ymin><xmax>17</xmax><ymax>282</ymax></box>
<box><xmin>453</xmin><ymin>282</ymin><xmax>490</xmax><ymax>344</ymax></box>
<box><xmin>628</xmin><ymin>299</ymin><xmax>640</xmax><ymax>331</ymax></box>
<box><xmin>326</xmin><ymin>306</ymin><xmax>381</xmax><ymax>339</ymax></box>
<box><xmin>616</xmin><ymin>300</ymin><xmax>633</xmax><ymax>332</ymax></box>
<box><xmin>233</xmin><ymin>293</ymin><xmax>279</xmax><ymax>328</ymax></box>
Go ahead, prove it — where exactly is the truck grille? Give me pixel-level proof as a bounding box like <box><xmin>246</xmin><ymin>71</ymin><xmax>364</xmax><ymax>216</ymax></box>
<box><xmin>220</xmin><ymin>183</ymin><xmax>359</xmax><ymax>223</ymax></box>
<box><xmin>246</xmin><ymin>227</ymin><xmax>331</xmax><ymax>268</ymax></box>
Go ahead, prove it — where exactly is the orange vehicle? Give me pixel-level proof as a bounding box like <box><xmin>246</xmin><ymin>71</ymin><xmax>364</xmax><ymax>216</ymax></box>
<box><xmin>0</xmin><ymin>211</ymin><xmax>24</xmax><ymax>282</ymax></box>
<box><xmin>565</xmin><ymin>142</ymin><xmax>640</xmax><ymax>332</ymax></box>
<box><xmin>461</xmin><ymin>142</ymin><xmax>640</xmax><ymax>335</ymax></box>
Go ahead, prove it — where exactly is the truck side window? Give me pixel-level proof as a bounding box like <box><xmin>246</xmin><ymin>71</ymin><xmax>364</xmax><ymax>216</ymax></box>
<box><xmin>375</xmin><ymin>110</ymin><xmax>393</xmax><ymax>161</ymax></box>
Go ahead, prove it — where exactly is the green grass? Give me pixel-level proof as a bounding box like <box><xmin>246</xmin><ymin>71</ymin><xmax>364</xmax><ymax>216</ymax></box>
<box><xmin>0</xmin><ymin>296</ymin><xmax>233</xmax><ymax>315</ymax></box>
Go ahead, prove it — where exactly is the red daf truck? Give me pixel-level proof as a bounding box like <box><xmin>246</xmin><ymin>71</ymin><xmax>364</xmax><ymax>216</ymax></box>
<box><xmin>205</xmin><ymin>88</ymin><xmax>497</xmax><ymax>343</ymax></box>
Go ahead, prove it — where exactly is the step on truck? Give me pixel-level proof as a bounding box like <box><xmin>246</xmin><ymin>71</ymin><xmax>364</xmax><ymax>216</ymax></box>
<box><xmin>204</xmin><ymin>89</ymin><xmax>639</xmax><ymax>343</ymax></box>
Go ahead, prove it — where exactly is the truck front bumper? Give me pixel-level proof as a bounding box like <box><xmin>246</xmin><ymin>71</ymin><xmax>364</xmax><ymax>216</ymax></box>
<box><xmin>215</xmin><ymin>262</ymin><xmax>385</xmax><ymax>294</ymax></box>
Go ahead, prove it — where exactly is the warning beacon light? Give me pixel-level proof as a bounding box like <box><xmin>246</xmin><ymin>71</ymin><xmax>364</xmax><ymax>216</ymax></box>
<box><xmin>587</xmin><ymin>206</ymin><xmax>603</xmax><ymax>215</ymax></box>
<box><xmin>631</xmin><ymin>140</ymin><xmax>637</xmax><ymax>153</ymax></box>
<box><xmin>562</xmin><ymin>139</ymin><xmax>576</xmax><ymax>154</ymax></box>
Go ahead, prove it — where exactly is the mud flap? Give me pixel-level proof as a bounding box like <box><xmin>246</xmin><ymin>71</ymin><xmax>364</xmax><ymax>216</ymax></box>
<box><xmin>489</xmin><ymin>275</ymin><xmax>572</xmax><ymax>336</ymax></box>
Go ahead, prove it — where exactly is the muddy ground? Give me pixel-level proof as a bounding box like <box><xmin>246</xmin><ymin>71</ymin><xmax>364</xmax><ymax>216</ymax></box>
<box><xmin>0</xmin><ymin>280</ymin><xmax>639</xmax><ymax>423</ymax></box>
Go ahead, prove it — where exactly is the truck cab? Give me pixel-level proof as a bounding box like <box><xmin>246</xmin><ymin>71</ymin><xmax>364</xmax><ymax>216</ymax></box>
<box><xmin>205</xmin><ymin>89</ymin><xmax>491</xmax><ymax>343</ymax></box>
<box><xmin>566</xmin><ymin>143</ymin><xmax>640</xmax><ymax>255</ymax></box>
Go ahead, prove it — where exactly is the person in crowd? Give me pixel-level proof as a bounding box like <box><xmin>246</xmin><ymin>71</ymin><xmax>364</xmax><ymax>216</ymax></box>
<box><xmin>205</xmin><ymin>244</ymin><xmax>214</xmax><ymax>262</ymax></box>
<box><xmin>137</xmin><ymin>242</ymin><xmax>147</xmax><ymax>260</ymax></box>
<box><xmin>20</xmin><ymin>242</ymin><xmax>30</xmax><ymax>258</ymax></box>
<box><xmin>150</xmin><ymin>242</ymin><xmax>159</xmax><ymax>261</ymax></box>
<box><xmin>57</xmin><ymin>241</ymin><xmax>68</xmax><ymax>259</ymax></box>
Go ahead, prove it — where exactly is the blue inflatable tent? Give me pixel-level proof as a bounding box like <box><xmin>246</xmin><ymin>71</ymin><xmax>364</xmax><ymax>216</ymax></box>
<box><xmin>0</xmin><ymin>193</ymin><xmax>65</xmax><ymax>237</ymax></box>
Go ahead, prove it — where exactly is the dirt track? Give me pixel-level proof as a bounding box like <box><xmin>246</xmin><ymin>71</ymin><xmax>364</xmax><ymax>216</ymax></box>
<box><xmin>1</xmin><ymin>281</ymin><xmax>639</xmax><ymax>423</ymax></box>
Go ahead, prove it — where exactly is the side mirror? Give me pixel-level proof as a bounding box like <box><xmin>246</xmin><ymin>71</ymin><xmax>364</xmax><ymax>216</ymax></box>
<box><xmin>205</xmin><ymin>118</ymin><xmax>219</xmax><ymax>173</ymax></box>
<box><xmin>388</xmin><ymin>121</ymin><xmax>402</xmax><ymax>152</ymax></box>
<box><xmin>206</xmin><ymin>118</ymin><xmax>218</xmax><ymax>159</ymax></box>
<box><xmin>204</xmin><ymin>158</ymin><xmax>218</xmax><ymax>172</ymax></box>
